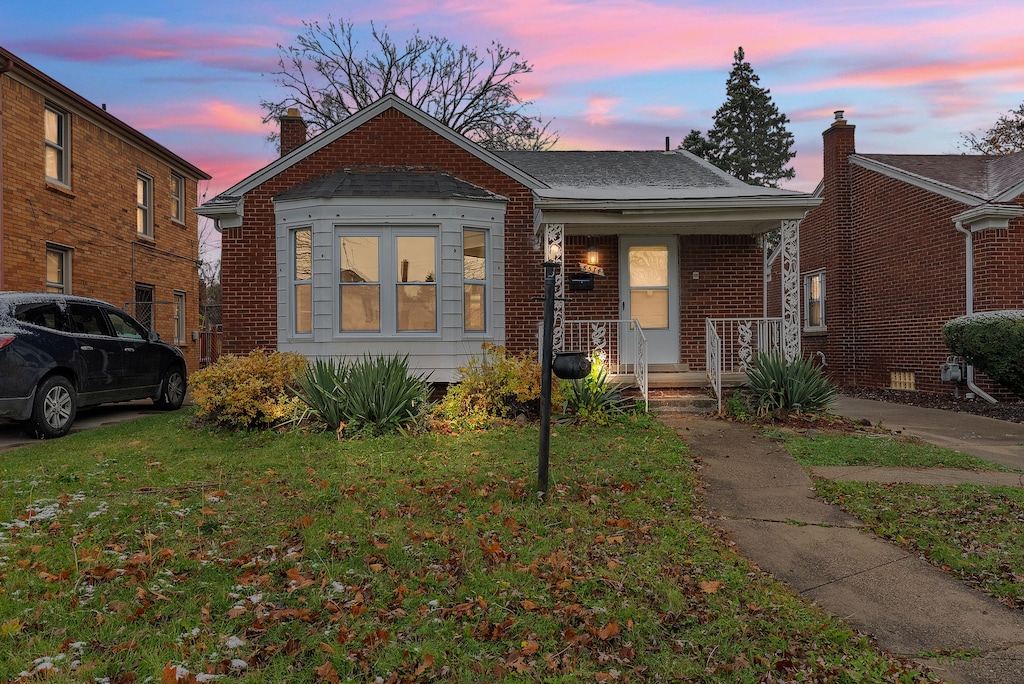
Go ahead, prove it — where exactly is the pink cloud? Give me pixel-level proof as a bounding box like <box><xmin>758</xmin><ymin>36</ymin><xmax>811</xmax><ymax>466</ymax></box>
<box><xmin>115</xmin><ymin>99</ymin><xmax>269</xmax><ymax>136</ymax></box>
<box><xmin>584</xmin><ymin>96</ymin><xmax>622</xmax><ymax>126</ymax></box>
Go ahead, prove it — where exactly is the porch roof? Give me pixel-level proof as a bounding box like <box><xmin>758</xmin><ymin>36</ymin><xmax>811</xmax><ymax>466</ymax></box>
<box><xmin>497</xmin><ymin>150</ymin><xmax>820</xmax><ymax>235</ymax></box>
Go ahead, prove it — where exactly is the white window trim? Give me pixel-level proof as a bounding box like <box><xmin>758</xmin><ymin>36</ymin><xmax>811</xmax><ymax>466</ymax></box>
<box><xmin>45</xmin><ymin>243</ymin><xmax>72</xmax><ymax>293</ymax></box>
<box><xmin>803</xmin><ymin>270</ymin><xmax>827</xmax><ymax>332</ymax></box>
<box><xmin>171</xmin><ymin>173</ymin><xmax>186</xmax><ymax>224</ymax></box>
<box><xmin>173</xmin><ymin>290</ymin><xmax>186</xmax><ymax>345</ymax></box>
<box><xmin>462</xmin><ymin>226</ymin><xmax>490</xmax><ymax>335</ymax></box>
<box><xmin>44</xmin><ymin>103</ymin><xmax>70</xmax><ymax>187</ymax></box>
<box><xmin>292</xmin><ymin>227</ymin><xmax>313</xmax><ymax>336</ymax></box>
<box><xmin>137</xmin><ymin>171</ymin><xmax>154</xmax><ymax>237</ymax></box>
<box><xmin>335</xmin><ymin>225</ymin><xmax>441</xmax><ymax>338</ymax></box>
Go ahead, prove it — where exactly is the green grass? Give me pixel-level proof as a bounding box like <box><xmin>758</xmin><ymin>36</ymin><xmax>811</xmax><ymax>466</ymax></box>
<box><xmin>817</xmin><ymin>481</ymin><xmax>1024</xmax><ymax>610</ymax></box>
<box><xmin>782</xmin><ymin>433</ymin><xmax>1015</xmax><ymax>471</ymax></box>
<box><xmin>0</xmin><ymin>413</ymin><xmax>935</xmax><ymax>682</ymax></box>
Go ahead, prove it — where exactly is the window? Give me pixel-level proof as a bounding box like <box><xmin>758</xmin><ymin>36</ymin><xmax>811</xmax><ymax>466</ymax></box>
<box><xmin>135</xmin><ymin>284</ymin><xmax>154</xmax><ymax>330</ymax></box>
<box><xmin>170</xmin><ymin>173</ymin><xmax>185</xmax><ymax>223</ymax></box>
<box><xmin>396</xmin><ymin>235</ymin><xmax>436</xmax><ymax>332</ymax></box>
<box><xmin>336</xmin><ymin>229</ymin><xmax>438</xmax><ymax>334</ymax></box>
<box><xmin>106</xmin><ymin>308</ymin><xmax>145</xmax><ymax>340</ymax></box>
<box><xmin>293</xmin><ymin>228</ymin><xmax>312</xmax><ymax>335</ymax></box>
<box><xmin>339</xmin><ymin>235</ymin><xmax>380</xmax><ymax>332</ymax></box>
<box><xmin>45</xmin><ymin>244</ymin><xmax>71</xmax><ymax>293</ymax></box>
<box><xmin>137</xmin><ymin>172</ymin><xmax>153</xmax><ymax>236</ymax></box>
<box><xmin>804</xmin><ymin>271</ymin><xmax>826</xmax><ymax>330</ymax></box>
<box><xmin>173</xmin><ymin>291</ymin><xmax>186</xmax><ymax>345</ymax></box>
<box><xmin>44</xmin><ymin>104</ymin><xmax>69</xmax><ymax>185</ymax></box>
<box><xmin>463</xmin><ymin>228</ymin><xmax>487</xmax><ymax>332</ymax></box>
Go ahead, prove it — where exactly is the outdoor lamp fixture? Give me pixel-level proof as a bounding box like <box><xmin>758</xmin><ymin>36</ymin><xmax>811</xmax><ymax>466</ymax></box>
<box><xmin>537</xmin><ymin>249</ymin><xmax>559</xmax><ymax>500</ymax></box>
<box><xmin>586</xmin><ymin>242</ymin><xmax>600</xmax><ymax>266</ymax></box>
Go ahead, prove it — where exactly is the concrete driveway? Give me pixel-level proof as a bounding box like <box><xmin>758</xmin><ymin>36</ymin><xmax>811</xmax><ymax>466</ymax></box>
<box><xmin>0</xmin><ymin>400</ymin><xmax>169</xmax><ymax>453</ymax></box>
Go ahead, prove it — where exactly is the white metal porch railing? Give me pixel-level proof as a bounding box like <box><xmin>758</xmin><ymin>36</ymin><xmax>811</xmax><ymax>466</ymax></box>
<box><xmin>539</xmin><ymin>319</ymin><xmax>648</xmax><ymax>409</ymax></box>
<box><xmin>705</xmin><ymin>318</ymin><xmax>783</xmax><ymax>413</ymax></box>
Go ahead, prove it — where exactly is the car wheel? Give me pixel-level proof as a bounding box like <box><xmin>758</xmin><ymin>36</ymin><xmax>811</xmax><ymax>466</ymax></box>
<box><xmin>24</xmin><ymin>375</ymin><xmax>77</xmax><ymax>439</ymax></box>
<box><xmin>155</xmin><ymin>366</ymin><xmax>187</xmax><ymax>410</ymax></box>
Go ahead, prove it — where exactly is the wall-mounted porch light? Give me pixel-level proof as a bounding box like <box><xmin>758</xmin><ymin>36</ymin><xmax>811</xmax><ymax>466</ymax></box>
<box><xmin>586</xmin><ymin>242</ymin><xmax>600</xmax><ymax>267</ymax></box>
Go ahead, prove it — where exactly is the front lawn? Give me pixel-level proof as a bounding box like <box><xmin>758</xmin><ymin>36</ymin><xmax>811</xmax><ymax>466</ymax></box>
<box><xmin>0</xmin><ymin>414</ymin><xmax>933</xmax><ymax>682</ymax></box>
<box><xmin>779</xmin><ymin>429</ymin><xmax>1024</xmax><ymax>611</ymax></box>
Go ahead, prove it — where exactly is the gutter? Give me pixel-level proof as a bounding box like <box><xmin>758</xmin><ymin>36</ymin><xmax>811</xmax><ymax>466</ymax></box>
<box><xmin>953</xmin><ymin>220</ymin><xmax>997</xmax><ymax>403</ymax></box>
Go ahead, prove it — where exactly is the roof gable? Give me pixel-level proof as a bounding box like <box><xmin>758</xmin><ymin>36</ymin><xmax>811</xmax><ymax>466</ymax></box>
<box><xmin>208</xmin><ymin>94</ymin><xmax>542</xmax><ymax>202</ymax></box>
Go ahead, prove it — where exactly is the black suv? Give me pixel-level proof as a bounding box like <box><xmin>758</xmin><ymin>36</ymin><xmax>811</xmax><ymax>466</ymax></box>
<box><xmin>0</xmin><ymin>293</ymin><xmax>187</xmax><ymax>439</ymax></box>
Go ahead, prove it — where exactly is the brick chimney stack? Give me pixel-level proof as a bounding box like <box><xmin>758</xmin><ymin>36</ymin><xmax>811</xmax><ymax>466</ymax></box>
<box><xmin>279</xmin><ymin>108</ymin><xmax>308</xmax><ymax>157</ymax></box>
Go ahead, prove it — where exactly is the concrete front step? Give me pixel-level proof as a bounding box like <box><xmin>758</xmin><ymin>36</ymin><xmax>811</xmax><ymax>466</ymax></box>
<box><xmin>644</xmin><ymin>391</ymin><xmax>719</xmax><ymax>417</ymax></box>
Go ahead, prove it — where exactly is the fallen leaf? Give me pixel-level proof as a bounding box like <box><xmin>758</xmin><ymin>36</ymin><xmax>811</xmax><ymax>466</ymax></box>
<box><xmin>700</xmin><ymin>580</ymin><xmax>723</xmax><ymax>594</ymax></box>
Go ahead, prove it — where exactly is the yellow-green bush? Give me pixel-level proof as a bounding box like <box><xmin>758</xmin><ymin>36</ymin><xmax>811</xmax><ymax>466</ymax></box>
<box><xmin>437</xmin><ymin>343</ymin><xmax>562</xmax><ymax>430</ymax></box>
<box><xmin>189</xmin><ymin>350</ymin><xmax>307</xmax><ymax>430</ymax></box>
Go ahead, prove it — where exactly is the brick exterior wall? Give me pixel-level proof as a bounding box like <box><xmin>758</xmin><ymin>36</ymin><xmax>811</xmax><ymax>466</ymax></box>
<box><xmin>1</xmin><ymin>66</ymin><xmax>205</xmax><ymax>372</ymax></box>
<box><xmin>800</xmin><ymin>119</ymin><xmax>1024</xmax><ymax>397</ymax></box>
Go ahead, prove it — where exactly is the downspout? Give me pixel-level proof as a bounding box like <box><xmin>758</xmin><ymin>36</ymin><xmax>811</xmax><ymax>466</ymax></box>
<box><xmin>954</xmin><ymin>221</ymin><xmax>997</xmax><ymax>403</ymax></box>
<box><xmin>0</xmin><ymin>57</ymin><xmax>12</xmax><ymax>290</ymax></box>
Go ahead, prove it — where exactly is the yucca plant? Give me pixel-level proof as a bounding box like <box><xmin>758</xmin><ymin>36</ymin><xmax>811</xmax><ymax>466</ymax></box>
<box><xmin>744</xmin><ymin>351</ymin><xmax>837</xmax><ymax>417</ymax></box>
<box><xmin>341</xmin><ymin>354</ymin><xmax>433</xmax><ymax>436</ymax></box>
<box><xmin>561</xmin><ymin>360</ymin><xmax>632</xmax><ymax>425</ymax></box>
<box><xmin>293</xmin><ymin>357</ymin><xmax>350</xmax><ymax>430</ymax></box>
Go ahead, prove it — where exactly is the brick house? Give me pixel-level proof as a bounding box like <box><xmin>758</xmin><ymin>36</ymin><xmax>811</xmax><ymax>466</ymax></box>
<box><xmin>798</xmin><ymin>112</ymin><xmax>1024</xmax><ymax>399</ymax></box>
<box><xmin>197</xmin><ymin>95</ymin><xmax>819</xmax><ymax>397</ymax></box>
<box><xmin>0</xmin><ymin>46</ymin><xmax>211</xmax><ymax>372</ymax></box>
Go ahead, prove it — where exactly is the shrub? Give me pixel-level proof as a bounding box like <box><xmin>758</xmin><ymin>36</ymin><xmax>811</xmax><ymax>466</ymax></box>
<box><xmin>743</xmin><ymin>351</ymin><xmax>837</xmax><ymax>417</ymax></box>
<box><xmin>190</xmin><ymin>350</ymin><xmax>307</xmax><ymax>430</ymax></box>
<box><xmin>943</xmin><ymin>310</ymin><xmax>1024</xmax><ymax>399</ymax></box>
<box><xmin>293</xmin><ymin>355</ymin><xmax>432</xmax><ymax>436</ymax></box>
<box><xmin>437</xmin><ymin>343</ymin><xmax>562</xmax><ymax>429</ymax></box>
<box><xmin>560</xmin><ymin>359</ymin><xmax>633</xmax><ymax>425</ymax></box>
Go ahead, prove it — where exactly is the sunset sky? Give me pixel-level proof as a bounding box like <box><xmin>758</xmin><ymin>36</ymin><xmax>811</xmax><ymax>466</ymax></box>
<box><xmin>5</xmin><ymin>1</ymin><xmax>1024</xmax><ymax>258</ymax></box>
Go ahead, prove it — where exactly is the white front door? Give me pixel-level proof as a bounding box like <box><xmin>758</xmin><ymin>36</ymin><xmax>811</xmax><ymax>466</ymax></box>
<box><xmin>619</xmin><ymin>237</ymin><xmax>680</xmax><ymax>365</ymax></box>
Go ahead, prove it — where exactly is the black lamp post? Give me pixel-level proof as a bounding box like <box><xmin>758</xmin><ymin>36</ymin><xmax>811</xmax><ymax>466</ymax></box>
<box><xmin>537</xmin><ymin>258</ymin><xmax>557</xmax><ymax>499</ymax></box>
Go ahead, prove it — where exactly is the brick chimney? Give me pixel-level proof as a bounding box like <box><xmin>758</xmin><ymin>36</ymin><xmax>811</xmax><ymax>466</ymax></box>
<box><xmin>279</xmin><ymin>108</ymin><xmax>308</xmax><ymax>157</ymax></box>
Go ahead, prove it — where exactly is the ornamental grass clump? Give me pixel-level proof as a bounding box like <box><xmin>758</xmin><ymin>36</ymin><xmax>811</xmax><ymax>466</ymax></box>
<box><xmin>742</xmin><ymin>351</ymin><xmax>837</xmax><ymax>418</ymax></box>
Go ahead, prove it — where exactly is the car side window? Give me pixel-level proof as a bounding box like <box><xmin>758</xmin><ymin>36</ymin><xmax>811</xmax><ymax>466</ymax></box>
<box><xmin>14</xmin><ymin>302</ymin><xmax>71</xmax><ymax>332</ymax></box>
<box><xmin>69</xmin><ymin>303</ymin><xmax>111</xmax><ymax>336</ymax></box>
<box><xmin>105</xmin><ymin>309</ymin><xmax>146</xmax><ymax>340</ymax></box>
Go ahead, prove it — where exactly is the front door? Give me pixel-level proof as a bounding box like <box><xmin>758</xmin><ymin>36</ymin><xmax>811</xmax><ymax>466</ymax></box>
<box><xmin>619</xmin><ymin>237</ymin><xmax>680</xmax><ymax>365</ymax></box>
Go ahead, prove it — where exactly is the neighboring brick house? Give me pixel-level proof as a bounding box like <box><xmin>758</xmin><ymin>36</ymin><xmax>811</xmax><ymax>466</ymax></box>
<box><xmin>798</xmin><ymin>112</ymin><xmax>1024</xmax><ymax>399</ymax></box>
<box><xmin>0</xmin><ymin>46</ymin><xmax>211</xmax><ymax>371</ymax></box>
<box><xmin>197</xmin><ymin>95</ymin><xmax>819</xmax><ymax>391</ymax></box>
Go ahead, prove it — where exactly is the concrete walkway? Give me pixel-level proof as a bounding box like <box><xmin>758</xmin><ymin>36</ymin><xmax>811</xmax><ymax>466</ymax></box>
<box><xmin>662</xmin><ymin>398</ymin><xmax>1024</xmax><ymax>684</ymax></box>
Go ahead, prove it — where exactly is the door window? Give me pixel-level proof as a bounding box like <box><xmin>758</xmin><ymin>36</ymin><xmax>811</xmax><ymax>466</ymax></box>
<box><xmin>628</xmin><ymin>245</ymin><xmax>670</xmax><ymax>330</ymax></box>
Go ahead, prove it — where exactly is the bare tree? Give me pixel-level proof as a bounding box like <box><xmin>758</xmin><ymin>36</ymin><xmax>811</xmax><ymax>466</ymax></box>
<box><xmin>960</xmin><ymin>103</ymin><xmax>1024</xmax><ymax>154</ymax></box>
<box><xmin>260</xmin><ymin>18</ymin><xmax>557</xmax><ymax>151</ymax></box>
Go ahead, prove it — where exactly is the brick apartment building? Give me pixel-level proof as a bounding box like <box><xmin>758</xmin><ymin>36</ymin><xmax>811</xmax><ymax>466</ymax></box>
<box><xmin>0</xmin><ymin>45</ymin><xmax>210</xmax><ymax>371</ymax></box>
<box><xmin>798</xmin><ymin>112</ymin><xmax>1024</xmax><ymax>399</ymax></box>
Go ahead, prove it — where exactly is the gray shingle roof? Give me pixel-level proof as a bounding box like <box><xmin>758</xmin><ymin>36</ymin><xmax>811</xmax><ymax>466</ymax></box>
<box><xmin>495</xmin><ymin>150</ymin><xmax>801</xmax><ymax>201</ymax></box>
<box><xmin>860</xmin><ymin>152</ymin><xmax>1024</xmax><ymax>199</ymax></box>
<box><xmin>274</xmin><ymin>168</ymin><xmax>506</xmax><ymax>202</ymax></box>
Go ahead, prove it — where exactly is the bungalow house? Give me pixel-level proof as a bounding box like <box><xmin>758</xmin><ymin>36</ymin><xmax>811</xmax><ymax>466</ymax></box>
<box><xmin>196</xmin><ymin>95</ymin><xmax>819</xmax><ymax>402</ymax></box>
<box><xmin>0</xmin><ymin>45</ymin><xmax>211</xmax><ymax>372</ymax></box>
<box><xmin>798</xmin><ymin>111</ymin><xmax>1024</xmax><ymax>399</ymax></box>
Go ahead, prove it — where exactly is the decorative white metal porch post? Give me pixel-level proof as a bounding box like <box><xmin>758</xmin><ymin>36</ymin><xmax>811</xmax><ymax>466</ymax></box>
<box><xmin>780</xmin><ymin>218</ymin><xmax>802</xmax><ymax>362</ymax></box>
<box><xmin>544</xmin><ymin>223</ymin><xmax>565</xmax><ymax>351</ymax></box>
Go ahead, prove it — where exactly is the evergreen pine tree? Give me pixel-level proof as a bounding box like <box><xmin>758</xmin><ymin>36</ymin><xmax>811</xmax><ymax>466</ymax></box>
<box><xmin>682</xmin><ymin>47</ymin><xmax>796</xmax><ymax>187</ymax></box>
